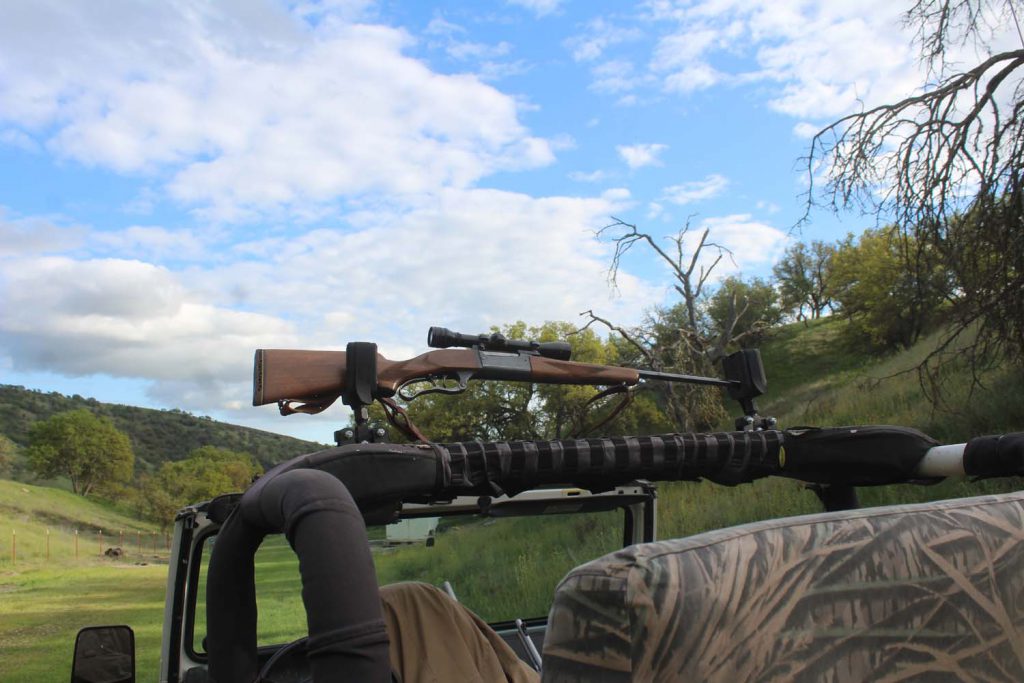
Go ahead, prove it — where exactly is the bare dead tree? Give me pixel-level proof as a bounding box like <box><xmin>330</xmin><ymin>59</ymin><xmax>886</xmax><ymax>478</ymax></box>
<box><xmin>578</xmin><ymin>218</ymin><xmax>747</xmax><ymax>431</ymax></box>
<box><xmin>805</xmin><ymin>0</ymin><xmax>1024</xmax><ymax>396</ymax></box>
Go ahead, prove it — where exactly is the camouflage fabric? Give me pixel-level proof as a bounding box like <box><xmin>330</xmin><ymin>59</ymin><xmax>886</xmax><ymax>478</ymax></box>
<box><xmin>541</xmin><ymin>491</ymin><xmax>1024</xmax><ymax>682</ymax></box>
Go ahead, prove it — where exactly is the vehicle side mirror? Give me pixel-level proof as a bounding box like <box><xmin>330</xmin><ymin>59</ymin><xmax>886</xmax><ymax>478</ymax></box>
<box><xmin>71</xmin><ymin>625</ymin><xmax>135</xmax><ymax>683</ymax></box>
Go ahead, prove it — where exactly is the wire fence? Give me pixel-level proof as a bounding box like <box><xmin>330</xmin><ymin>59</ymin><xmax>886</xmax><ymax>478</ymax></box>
<box><xmin>4</xmin><ymin>527</ymin><xmax>171</xmax><ymax>565</ymax></box>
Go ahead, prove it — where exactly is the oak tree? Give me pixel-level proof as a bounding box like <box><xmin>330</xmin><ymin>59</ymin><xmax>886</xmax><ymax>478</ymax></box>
<box><xmin>773</xmin><ymin>241</ymin><xmax>835</xmax><ymax>322</ymax></box>
<box><xmin>27</xmin><ymin>409</ymin><xmax>134</xmax><ymax>496</ymax></box>
<box><xmin>142</xmin><ymin>446</ymin><xmax>261</xmax><ymax>527</ymax></box>
<box><xmin>831</xmin><ymin>227</ymin><xmax>950</xmax><ymax>350</ymax></box>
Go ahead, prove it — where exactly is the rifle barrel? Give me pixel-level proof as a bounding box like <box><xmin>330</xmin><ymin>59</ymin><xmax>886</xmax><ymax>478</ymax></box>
<box><xmin>637</xmin><ymin>369</ymin><xmax>738</xmax><ymax>388</ymax></box>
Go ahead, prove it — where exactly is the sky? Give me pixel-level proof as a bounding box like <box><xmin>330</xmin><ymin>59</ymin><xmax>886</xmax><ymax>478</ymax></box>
<box><xmin>0</xmin><ymin>0</ymin><xmax>997</xmax><ymax>442</ymax></box>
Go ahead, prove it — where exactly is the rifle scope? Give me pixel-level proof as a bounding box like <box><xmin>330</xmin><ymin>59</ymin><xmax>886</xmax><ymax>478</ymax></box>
<box><xmin>428</xmin><ymin>326</ymin><xmax>572</xmax><ymax>361</ymax></box>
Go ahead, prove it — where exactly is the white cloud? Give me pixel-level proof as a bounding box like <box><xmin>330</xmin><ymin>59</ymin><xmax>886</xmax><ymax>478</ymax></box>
<box><xmin>0</xmin><ymin>189</ymin><xmax>661</xmax><ymax>419</ymax></box>
<box><xmin>650</xmin><ymin>26</ymin><xmax>731</xmax><ymax>72</ymax></box>
<box><xmin>91</xmin><ymin>226</ymin><xmax>208</xmax><ymax>262</ymax></box>
<box><xmin>792</xmin><ymin>122</ymin><xmax>820</xmax><ymax>139</ymax></box>
<box><xmin>569</xmin><ymin>170</ymin><xmax>610</xmax><ymax>183</ymax></box>
<box><xmin>590</xmin><ymin>60</ymin><xmax>648</xmax><ymax>95</ymax></box>
<box><xmin>663</xmin><ymin>64</ymin><xmax>721</xmax><ymax>94</ymax></box>
<box><xmin>425</xmin><ymin>15</ymin><xmax>513</xmax><ymax>62</ymax></box>
<box><xmin>120</xmin><ymin>187</ymin><xmax>160</xmax><ymax>216</ymax></box>
<box><xmin>0</xmin><ymin>128</ymin><xmax>38</xmax><ymax>152</ymax></box>
<box><xmin>425</xmin><ymin>15</ymin><xmax>465</xmax><ymax>38</ymax></box>
<box><xmin>196</xmin><ymin>187</ymin><xmax>652</xmax><ymax>336</ymax></box>
<box><xmin>0</xmin><ymin>2</ymin><xmax>554</xmax><ymax>220</ymax></box>
<box><xmin>4</xmin><ymin>258</ymin><xmax>185</xmax><ymax>323</ymax></box>
<box><xmin>565</xmin><ymin>18</ymin><xmax>643</xmax><ymax>62</ymax></box>
<box><xmin>0</xmin><ymin>255</ymin><xmax>298</xmax><ymax>419</ymax></box>
<box><xmin>0</xmin><ymin>210</ymin><xmax>85</xmax><ymax>256</ymax></box>
<box><xmin>662</xmin><ymin>174</ymin><xmax>728</xmax><ymax>205</ymax></box>
<box><xmin>506</xmin><ymin>0</ymin><xmax>564</xmax><ymax>18</ymax></box>
<box><xmin>598</xmin><ymin>0</ymin><xmax>972</xmax><ymax>124</ymax></box>
<box><xmin>289</xmin><ymin>0</ymin><xmax>376</xmax><ymax>24</ymax></box>
<box><xmin>699</xmin><ymin>214</ymin><xmax>789</xmax><ymax>272</ymax></box>
<box><xmin>617</xmin><ymin>143</ymin><xmax>668</xmax><ymax>169</ymax></box>
<box><xmin>447</xmin><ymin>40</ymin><xmax>514</xmax><ymax>61</ymax></box>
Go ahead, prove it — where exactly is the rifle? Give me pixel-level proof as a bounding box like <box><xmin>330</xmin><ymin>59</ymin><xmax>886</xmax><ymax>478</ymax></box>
<box><xmin>253</xmin><ymin>326</ymin><xmax>768</xmax><ymax>441</ymax></box>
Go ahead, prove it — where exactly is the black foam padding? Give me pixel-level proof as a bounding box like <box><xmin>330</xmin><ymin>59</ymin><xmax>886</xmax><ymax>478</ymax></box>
<box><xmin>964</xmin><ymin>432</ymin><xmax>1024</xmax><ymax>478</ymax></box>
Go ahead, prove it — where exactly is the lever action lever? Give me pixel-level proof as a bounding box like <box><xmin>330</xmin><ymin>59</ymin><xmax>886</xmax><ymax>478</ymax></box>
<box><xmin>397</xmin><ymin>370</ymin><xmax>474</xmax><ymax>401</ymax></box>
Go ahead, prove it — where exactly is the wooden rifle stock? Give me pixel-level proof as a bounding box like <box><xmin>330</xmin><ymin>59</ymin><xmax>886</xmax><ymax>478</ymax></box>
<box><xmin>254</xmin><ymin>349</ymin><xmax>347</xmax><ymax>406</ymax></box>
<box><xmin>253</xmin><ymin>348</ymin><xmax>641</xmax><ymax>407</ymax></box>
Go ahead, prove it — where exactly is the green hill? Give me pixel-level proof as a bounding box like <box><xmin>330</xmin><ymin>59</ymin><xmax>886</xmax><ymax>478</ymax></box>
<box><xmin>0</xmin><ymin>478</ymin><xmax>161</xmax><ymax>563</ymax></box>
<box><xmin>757</xmin><ymin>317</ymin><xmax>1024</xmax><ymax>444</ymax></box>
<box><xmin>0</xmin><ymin>384</ymin><xmax>323</xmax><ymax>475</ymax></box>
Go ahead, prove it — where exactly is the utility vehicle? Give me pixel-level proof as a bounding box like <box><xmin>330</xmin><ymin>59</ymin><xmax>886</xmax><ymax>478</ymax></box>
<box><xmin>71</xmin><ymin>330</ymin><xmax>1024</xmax><ymax>682</ymax></box>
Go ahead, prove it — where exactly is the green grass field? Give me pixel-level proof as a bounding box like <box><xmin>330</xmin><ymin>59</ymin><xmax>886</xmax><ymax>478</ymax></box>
<box><xmin>0</xmin><ymin>480</ymin><xmax>169</xmax><ymax>682</ymax></box>
<box><xmin>0</xmin><ymin>564</ymin><xmax>168</xmax><ymax>682</ymax></box>
<box><xmin>3</xmin><ymin>319</ymin><xmax>1023</xmax><ymax>681</ymax></box>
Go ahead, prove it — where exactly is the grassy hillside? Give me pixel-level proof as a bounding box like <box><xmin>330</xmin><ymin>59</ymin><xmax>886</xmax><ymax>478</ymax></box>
<box><xmin>0</xmin><ymin>384</ymin><xmax>323</xmax><ymax>474</ymax></box>
<box><xmin>0</xmin><ymin>479</ymin><xmax>169</xmax><ymax>682</ymax></box>
<box><xmin>0</xmin><ymin>479</ymin><xmax>162</xmax><ymax>563</ymax></box>
<box><xmin>758</xmin><ymin>317</ymin><xmax>1024</xmax><ymax>443</ymax></box>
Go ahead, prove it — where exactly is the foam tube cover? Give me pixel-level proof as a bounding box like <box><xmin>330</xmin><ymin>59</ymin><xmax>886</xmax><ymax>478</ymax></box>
<box><xmin>207</xmin><ymin>468</ymin><xmax>391</xmax><ymax>683</ymax></box>
<box><xmin>963</xmin><ymin>432</ymin><xmax>1024</xmax><ymax>478</ymax></box>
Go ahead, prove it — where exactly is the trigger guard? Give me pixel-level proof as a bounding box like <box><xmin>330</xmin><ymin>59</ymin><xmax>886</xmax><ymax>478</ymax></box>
<box><xmin>397</xmin><ymin>371</ymin><xmax>471</xmax><ymax>401</ymax></box>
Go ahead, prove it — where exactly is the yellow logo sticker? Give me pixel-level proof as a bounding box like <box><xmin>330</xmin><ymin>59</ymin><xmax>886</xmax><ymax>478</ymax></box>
<box><xmin>779</xmin><ymin>445</ymin><xmax>786</xmax><ymax>468</ymax></box>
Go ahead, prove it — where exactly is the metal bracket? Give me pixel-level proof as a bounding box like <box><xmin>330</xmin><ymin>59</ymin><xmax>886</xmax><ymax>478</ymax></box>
<box><xmin>335</xmin><ymin>423</ymin><xmax>388</xmax><ymax>446</ymax></box>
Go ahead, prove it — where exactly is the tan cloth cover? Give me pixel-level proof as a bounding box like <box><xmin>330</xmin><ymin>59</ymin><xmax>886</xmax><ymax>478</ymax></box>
<box><xmin>541</xmin><ymin>491</ymin><xmax>1024</xmax><ymax>682</ymax></box>
<box><xmin>381</xmin><ymin>582</ymin><xmax>540</xmax><ymax>683</ymax></box>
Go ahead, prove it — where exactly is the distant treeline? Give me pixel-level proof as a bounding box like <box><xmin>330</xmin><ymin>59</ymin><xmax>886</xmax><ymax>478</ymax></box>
<box><xmin>0</xmin><ymin>384</ymin><xmax>322</xmax><ymax>474</ymax></box>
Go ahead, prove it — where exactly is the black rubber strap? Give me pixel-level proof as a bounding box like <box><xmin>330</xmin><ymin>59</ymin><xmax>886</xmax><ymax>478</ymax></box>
<box><xmin>343</xmin><ymin>341</ymin><xmax>378</xmax><ymax>407</ymax></box>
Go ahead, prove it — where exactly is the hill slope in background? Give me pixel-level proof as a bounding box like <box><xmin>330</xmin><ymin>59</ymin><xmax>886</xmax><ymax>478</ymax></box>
<box><xmin>0</xmin><ymin>385</ymin><xmax>323</xmax><ymax>474</ymax></box>
<box><xmin>0</xmin><ymin>478</ymin><xmax>161</xmax><ymax>560</ymax></box>
<box><xmin>757</xmin><ymin>317</ymin><xmax>1024</xmax><ymax>444</ymax></box>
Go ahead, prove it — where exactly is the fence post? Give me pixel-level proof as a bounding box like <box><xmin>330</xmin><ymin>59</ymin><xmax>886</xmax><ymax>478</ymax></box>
<box><xmin>137</xmin><ymin>530</ymin><xmax>141</xmax><ymax>555</ymax></box>
<box><xmin>119</xmin><ymin>529</ymin><xmax>124</xmax><ymax>548</ymax></box>
<box><xmin>98</xmin><ymin>529</ymin><xmax>103</xmax><ymax>557</ymax></box>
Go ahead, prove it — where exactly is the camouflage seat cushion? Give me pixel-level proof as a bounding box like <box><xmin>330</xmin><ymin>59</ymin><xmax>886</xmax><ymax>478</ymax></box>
<box><xmin>541</xmin><ymin>491</ymin><xmax>1024</xmax><ymax>682</ymax></box>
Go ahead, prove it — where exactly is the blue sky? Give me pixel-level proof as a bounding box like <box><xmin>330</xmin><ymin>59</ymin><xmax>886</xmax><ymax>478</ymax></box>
<box><xmin>0</xmin><ymin>0</ymin><xmax>998</xmax><ymax>441</ymax></box>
